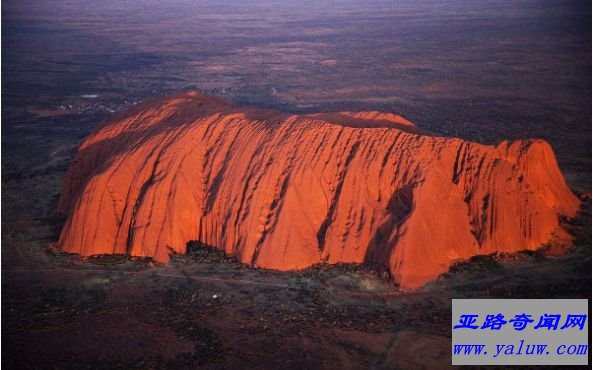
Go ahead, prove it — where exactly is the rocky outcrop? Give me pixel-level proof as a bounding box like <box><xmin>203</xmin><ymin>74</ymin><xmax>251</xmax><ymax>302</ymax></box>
<box><xmin>56</xmin><ymin>91</ymin><xmax>580</xmax><ymax>288</ymax></box>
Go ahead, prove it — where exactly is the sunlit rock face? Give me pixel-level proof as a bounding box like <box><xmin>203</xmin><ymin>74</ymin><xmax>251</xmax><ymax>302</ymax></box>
<box><xmin>56</xmin><ymin>91</ymin><xmax>580</xmax><ymax>289</ymax></box>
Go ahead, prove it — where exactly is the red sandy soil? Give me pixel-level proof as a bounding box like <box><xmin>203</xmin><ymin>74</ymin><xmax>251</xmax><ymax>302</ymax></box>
<box><xmin>56</xmin><ymin>91</ymin><xmax>579</xmax><ymax>289</ymax></box>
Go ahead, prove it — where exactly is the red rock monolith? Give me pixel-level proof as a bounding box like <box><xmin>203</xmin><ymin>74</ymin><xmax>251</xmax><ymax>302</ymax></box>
<box><xmin>56</xmin><ymin>92</ymin><xmax>580</xmax><ymax>289</ymax></box>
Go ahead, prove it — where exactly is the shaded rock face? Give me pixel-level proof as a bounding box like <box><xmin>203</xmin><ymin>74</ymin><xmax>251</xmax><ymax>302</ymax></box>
<box><xmin>56</xmin><ymin>92</ymin><xmax>580</xmax><ymax>289</ymax></box>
